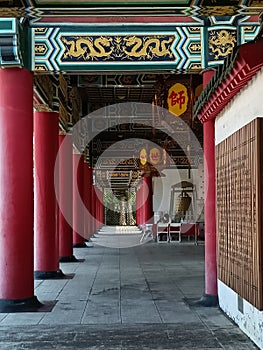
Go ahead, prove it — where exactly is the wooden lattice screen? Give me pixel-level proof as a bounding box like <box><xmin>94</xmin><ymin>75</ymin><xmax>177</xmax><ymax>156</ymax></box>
<box><xmin>216</xmin><ymin>118</ymin><xmax>263</xmax><ymax>310</ymax></box>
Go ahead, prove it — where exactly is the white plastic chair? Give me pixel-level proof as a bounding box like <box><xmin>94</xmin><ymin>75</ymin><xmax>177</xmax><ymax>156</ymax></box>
<box><xmin>169</xmin><ymin>223</ymin><xmax>181</xmax><ymax>243</ymax></box>
<box><xmin>156</xmin><ymin>223</ymin><xmax>170</xmax><ymax>243</ymax></box>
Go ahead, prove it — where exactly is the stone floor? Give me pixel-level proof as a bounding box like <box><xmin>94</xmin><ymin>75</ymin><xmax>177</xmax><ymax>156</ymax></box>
<box><xmin>0</xmin><ymin>235</ymin><xmax>259</xmax><ymax>349</ymax></box>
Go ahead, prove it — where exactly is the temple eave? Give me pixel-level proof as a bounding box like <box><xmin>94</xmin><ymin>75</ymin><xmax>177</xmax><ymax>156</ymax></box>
<box><xmin>196</xmin><ymin>38</ymin><xmax>263</xmax><ymax>124</ymax></box>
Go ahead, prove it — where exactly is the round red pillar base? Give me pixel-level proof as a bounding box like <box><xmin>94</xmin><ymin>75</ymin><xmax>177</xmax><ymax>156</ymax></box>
<box><xmin>0</xmin><ymin>296</ymin><xmax>42</xmax><ymax>313</ymax></box>
<box><xmin>73</xmin><ymin>243</ymin><xmax>87</xmax><ymax>248</ymax></box>
<box><xmin>0</xmin><ymin>68</ymin><xmax>42</xmax><ymax>310</ymax></box>
<box><xmin>59</xmin><ymin>255</ymin><xmax>79</xmax><ymax>263</ymax></box>
<box><xmin>34</xmin><ymin>270</ymin><xmax>65</xmax><ymax>280</ymax></box>
<box><xmin>198</xmin><ymin>294</ymin><xmax>218</xmax><ymax>307</ymax></box>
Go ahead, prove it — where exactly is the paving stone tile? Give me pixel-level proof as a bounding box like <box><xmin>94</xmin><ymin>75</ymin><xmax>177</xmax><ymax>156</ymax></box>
<box><xmin>0</xmin><ymin>242</ymin><xmax>258</xmax><ymax>349</ymax></box>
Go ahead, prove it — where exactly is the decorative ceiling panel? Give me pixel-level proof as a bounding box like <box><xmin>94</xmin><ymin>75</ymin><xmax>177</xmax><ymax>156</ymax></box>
<box><xmin>32</xmin><ymin>26</ymin><xmax>202</xmax><ymax>72</ymax></box>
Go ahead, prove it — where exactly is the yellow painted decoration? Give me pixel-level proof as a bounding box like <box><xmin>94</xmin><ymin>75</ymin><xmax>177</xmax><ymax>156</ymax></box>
<box><xmin>209</xmin><ymin>30</ymin><xmax>236</xmax><ymax>59</ymax></box>
<box><xmin>62</xmin><ymin>36</ymin><xmax>114</xmax><ymax>59</ymax></box>
<box><xmin>149</xmin><ymin>148</ymin><xmax>160</xmax><ymax>165</ymax></box>
<box><xmin>167</xmin><ymin>83</ymin><xmax>188</xmax><ymax>117</ymax></box>
<box><xmin>140</xmin><ymin>148</ymin><xmax>147</xmax><ymax>165</ymax></box>
<box><xmin>123</xmin><ymin>36</ymin><xmax>174</xmax><ymax>59</ymax></box>
<box><xmin>60</xmin><ymin>35</ymin><xmax>175</xmax><ymax>62</ymax></box>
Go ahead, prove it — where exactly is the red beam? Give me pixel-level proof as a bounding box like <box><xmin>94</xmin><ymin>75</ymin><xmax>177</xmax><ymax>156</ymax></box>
<box><xmin>39</xmin><ymin>16</ymin><xmax>196</xmax><ymax>23</ymax></box>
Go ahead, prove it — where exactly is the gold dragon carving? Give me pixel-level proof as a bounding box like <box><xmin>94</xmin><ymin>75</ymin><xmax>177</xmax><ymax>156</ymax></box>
<box><xmin>123</xmin><ymin>36</ymin><xmax>174</xmax><ymax>58</ymax></box>
<box><xmin>209</xmin><ymin>30</ymin><xmax>237</xmax><ymax>59</ymax></box>
<box><xmin>62</xmin><ymin>36</ymin><xmax>114</xmax><ymax>59</ymax></box>
<box><xmin>61</xmin><ymin>35</ymin><xmax>174</xmax><ymax>61</ymax></box>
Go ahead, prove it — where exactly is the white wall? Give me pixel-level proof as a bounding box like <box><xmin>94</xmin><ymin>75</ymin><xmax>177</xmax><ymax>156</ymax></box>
<box><xmin>153</xmin><ymin>167</ymin><xmax>204</xmax><ymax>222</ymax></box>
<box><xmin>219</xmin><ymin>281</ymin><xmax>263</xmax><ymax>349</ymax></box>
<box><xmin>215</xmin><ymin>67</ymin><xmax>263</xmax><ymax>349</ymax></box>
<box><xmin>215</xmin><ymin>68</ymin><xmax>263</xmax><ymax>145</ymax></box>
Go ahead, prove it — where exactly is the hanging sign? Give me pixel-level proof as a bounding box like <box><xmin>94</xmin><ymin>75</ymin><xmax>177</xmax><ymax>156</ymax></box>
<box><xmin>149</xmin><ymin>147</ymin><xmax>161</xmax><ymax>165</ymax></box>
<box><xmin>140</xmin><ymin>148</ymin><xmax>147</xmax><ymax>165</ymax></box>
<box><xmin>167</xmin><ymin>83</ymin><xmax>188</xmax><ymax>117</ymax></box>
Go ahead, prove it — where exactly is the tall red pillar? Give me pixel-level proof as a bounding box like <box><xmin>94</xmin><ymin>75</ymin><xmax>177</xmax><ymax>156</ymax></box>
<box><xmin>98</xmin><ymin>188</ymin><xmax>104</xmax><ymax>226</ymax></box>
<box><xmin>136</xmin><ymin>176</ymin><xmax>153</xmax><ymax>225</ymax></box>
<box><xmin>0</xmin><ymin>68</ymin><xmax>41</xmax><ymax>311</ymax></box>
<box><xmin>203</xmin><ymin>119</ymin><xmax>217</xmax><ymax>297</ymax></box>
<box><xmin>73</xmin><ymin>152</ymin><xmax>86</xmax><ymax>247</ymax></box>
<box><xmin>94</xmin><ymin>189</ymin><xmax>99</xmax><ymax>231</ymax></box>
<box><xmin>93</xmin><ymin>186</ymin><xmax>102</xmax><ymax>232</ymax></box>
<box><xmin>90</xmin><ymin>178</ymin><xmax>97</xmax><ymax>235</ymax></box>
<box><xmin>144</xmin><ymin>176</ymin><xmax>154</xmax><ymax>224</ymax></box>
<box><xmin>84</xmin><ymin>160</ymin><xmax>93</xmax><ymax>239</ymax></box>
<box><xmin>58</xmin><ymin>134</ymin><xmax>78</xmax><ymax>262</ymax></box>
<box><xmin>34</xmin><ymin>111</ymin><xmax>64</xmax><ymax>279</ymax></box>
<box><xmin>136</xmin><ymin>180</ymin><xmax>144</xmax><ymax>225</ymax></box>
<box><xmin>200</xmin><ymin>69</ymin><xmax>218</xmax><ymax>306</ymax></box>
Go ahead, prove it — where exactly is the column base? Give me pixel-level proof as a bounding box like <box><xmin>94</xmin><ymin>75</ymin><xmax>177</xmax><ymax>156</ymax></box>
<box><xmin>73</xmin><ymin>242</ymin><xmax>87</xmax><ymax>248</ymax></box>
<box><xmin>34</xmin><ymin>269</ymin><xmax>66</xmax><ymax>280</ymax></box>
<box><xmin>0</xmin><ymin>296</ymin><xmax>43</xmax><ymax>313</ymax></box>
<box><xmin>59</xmin><ymin>255</ymin><xmax>79</xmax><ymax>263</ymax></box>
<box><xmin>196</xmin><ymin>294</ymin><xmax>219</xmax><ymax>307</ymax></box>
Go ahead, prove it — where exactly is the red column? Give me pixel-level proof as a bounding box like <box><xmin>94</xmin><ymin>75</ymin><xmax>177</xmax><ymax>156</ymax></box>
<box><xmin>136</xmin><ymin>176</ymin><xmax>153</xmax><ymax>225</ymax></box>
<box><xmin>91</xmin><ymin>179</ymin><xmax>97</xmax><ymax>234</ymax></box>
<box><xmin>93</xmin><ymin>184</ymin><xmax>97</xmax><ymax>232</ymax></box>
<box><xmin>144</xmin><ymin>176</ymin><xmax>154</xmax><ymax>224</ymax></box>
<box><xmin>95</xmin><ymin>189</ymin><xmax>99</xmax><ymax>230</ymax></box>
<box><xmin>73</xmin><ymin>153</ymin><xmax>86</xmax><ymax>247</ymax></box>
<box><xmin>203</xmin><ymin>119</ymin><xmax>218</xmax><ymax>299</ymax></box>
<box><xmin>200</xmin><ymin>69</ymin><xmax>218</xmax><ymax>306</ymax></box>
<box><xmin>58</xmin><ymin>134</ymin><xmax>78</xmax><ymax>262</ymax></box>
<box><xmin>84</xmin><ymin>161</ymin><xmax>93</xmax><ymax>239</ymax></box>
<box><xmin>100</xmin><ymin>189</ymin><xmax>104</xmax><ymax>225</ymax></box>
<box><xmin>34</xmin><ymin>111</ymin><xmax>64</xmax><ymax>279</ymax></box>
<box><xmin>84</xmin><ymin>162</ymin><xmax>95</xmax><ymax>239</ymax></box>
<box><xmin>94</xmin><ymin>186</ymin><xmax>101</xmax><ymax>232</ymax></box>
<box><xmin>0</xmin><ymin>68</ymin><xmax>41</xmax><ymax>311</ymax></box>
<box><xmin>136</xmin><ymin>180</ymin><xmax>144</xmax><ymax>225</ymax></box>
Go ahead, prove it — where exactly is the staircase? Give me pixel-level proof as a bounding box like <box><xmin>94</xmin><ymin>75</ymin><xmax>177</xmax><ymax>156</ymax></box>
<box><xmin>91</xmin><ymin>225</ymin><xmax>145</xmax><ymax>248</ymax></box>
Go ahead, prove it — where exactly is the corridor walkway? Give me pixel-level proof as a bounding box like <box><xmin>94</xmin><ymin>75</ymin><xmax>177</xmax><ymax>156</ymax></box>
<box><xmin>0</xmin><ymin>238</ymin><xmax>258</xmax><ymax>349</ymax></box>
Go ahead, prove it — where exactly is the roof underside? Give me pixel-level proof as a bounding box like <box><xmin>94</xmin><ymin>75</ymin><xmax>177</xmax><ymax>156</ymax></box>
<box><xmin>194</xmin><ymin>36</ymin><xmax>263</xmax><ymax>123</ymax></box>
<box><xmin>1</xmin><ymin>1</ymin><xmax>263</xmax><ymax>21</ymax></box>
<box><xmin>2</xmin><ymin>1</ymin><xmax>262</xmax><ymax>192</ymax></box>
